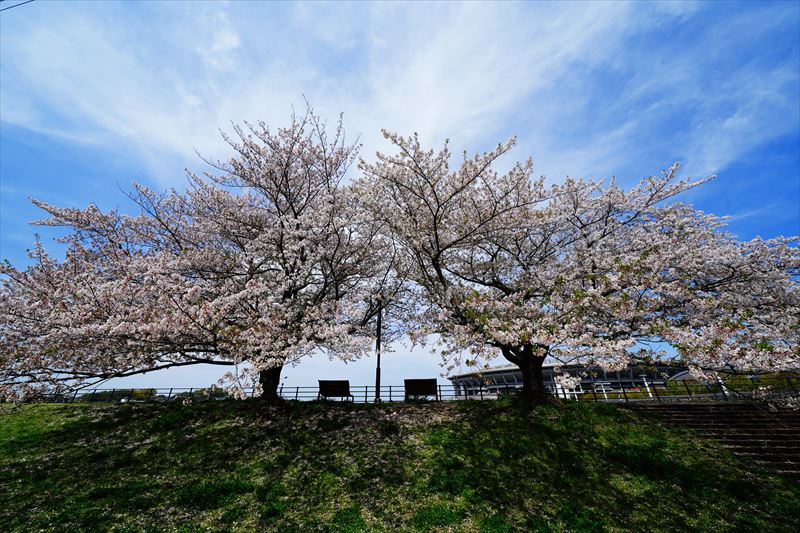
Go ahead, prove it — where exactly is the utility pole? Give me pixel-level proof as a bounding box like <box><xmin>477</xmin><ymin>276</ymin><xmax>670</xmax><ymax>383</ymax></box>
<box><xmin>374</xmin><ymin>299</ymin><xmax>382</xmax><ymax>403</ymax></box>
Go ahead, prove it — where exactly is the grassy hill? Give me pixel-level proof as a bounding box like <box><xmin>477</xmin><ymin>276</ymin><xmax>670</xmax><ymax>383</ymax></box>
<box><xmin>1</xmin><ymin>399</ymin><xmax>798</xmax><ymax>532</ymax></box>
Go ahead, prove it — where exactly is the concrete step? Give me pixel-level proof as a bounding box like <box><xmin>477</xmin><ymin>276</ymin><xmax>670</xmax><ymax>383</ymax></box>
<box><xmin>639</xmin><ymin>409</ymin><xmax>799</xmax><ymax>416</ymax></box>
<box><xmin>643</xmin><ymin>408</ymin><xmax>800</xmax><ymax>414</ymax></box>
<box><xmin>666</xmin><ymin>424</ymin><xmax>800</xmax><ymax>432</ymax></box>
<box><xmin>632</xmin><ymin>405</ymin><xmax>797</xmax><ymax>412</ymax></box>
<box><xmin>664</xmin><ymin>425</ymin><xmax>798</xmax><ymax>431</ymax></box>
<box><xmin>647</xmin><ymin>413</ymin><xmax>800</xmax><ymax>425</ymax></box>
<box><xmin>678</xmin><ymin>432</ymin><xmax>800</xmax><ymax>438</ymax></box>
<box><xmin>661</xmin><ymin>424</ymin><xmax>799</xmax><ymax>430</ymax></box>
<box><xmin>725</xmin><ymin>442</ymin><xmax>800</xmax><ymax>449</ymax></box>
<box><xmin>635</xmin><ymin>411</ymin><xmax>799</xmax><ymax>420</ymax></box>
<box><xmin>713</xmin><ymin>438</ymin><xmax>800</xmax><ymax>446</ymax></box>
<box><xmin>732</xmin><ymin>451</ymin><xmax>800</xmax><ymax>461</ymax></box>
<box><xmin>652</xmin><ymin>414</ymin><xmax>799</xmax><ymax>419</ymax></box>
<box><xmin>651</xmin><ymin>418</ymin><xmax>799</xmax><ymax>427</ymax></box>
<box><xmin>658</xmin><ymin>418</ymin><xmax>797</xmax><ymax>423</ymax></box>
<box><xmin>628</xmin><ymin>403</ymin><xmax>800</xmax><ymax>481</ymax></box>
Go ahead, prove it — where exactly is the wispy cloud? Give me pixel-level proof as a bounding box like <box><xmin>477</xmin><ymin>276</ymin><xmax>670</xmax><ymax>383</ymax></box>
<box><xmin>726</xmin><ymin>203</ymin><xmax>782</xmax><ymax>222</ymax></box>
<box><xmin>197</xmin><ymin>9</ymin><xmax>242</xmax><ymax>72</ymax></box>
<box><xmin>1</xmin><ymin>1</ymin><xmax>797</xmax><ymax>189</ymax></box>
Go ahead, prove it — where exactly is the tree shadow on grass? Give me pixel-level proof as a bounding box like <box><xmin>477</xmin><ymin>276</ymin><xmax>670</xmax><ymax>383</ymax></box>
<box><xmin>2</xmin><ymin>401</ymin><xmax>799</xmax><ymax>532</ymax></box>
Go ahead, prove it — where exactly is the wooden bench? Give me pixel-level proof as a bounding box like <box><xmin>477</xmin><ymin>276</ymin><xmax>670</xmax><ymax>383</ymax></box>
<box><xmin>317</xmin><ymin>380</ymin><xmax>354</xmax><ymax>401</ymax></box>
<box><xmin>404</xmin><ymin>378</ymin><xmax>439</xmax><ymax>401</ymax></box>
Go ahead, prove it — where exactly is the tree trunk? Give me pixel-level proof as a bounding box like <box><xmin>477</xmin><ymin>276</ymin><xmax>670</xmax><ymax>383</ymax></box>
<box><xmin>258</xmin><ymin>365</ymin><xmax>283</xmax><ymax>401</ymax></box>
<box><xmin>519</xmin><ymin>353</ymin><xmax>549</xmax><ymax>404</ymax></box>
<box><xmin>501</xmin><ymin>345</ymin><xmax>551</xmax><ymax>406</ymax></box>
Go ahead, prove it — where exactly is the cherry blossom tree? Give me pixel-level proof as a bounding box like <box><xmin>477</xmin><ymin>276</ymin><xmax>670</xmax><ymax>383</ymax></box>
<box><xmin>359</xmin><ymin>131</ymin><xmax>799</xmax><ymax>404</ymax></box>
<box><xmin>0</xmin><ymin>110</ymin><xmax>402</xmax><ymax>401</ymax></box>
<box><xmin>3</xmin><ymin>116</ymin><xmax>797</xmax><ymax>405</ymax></box>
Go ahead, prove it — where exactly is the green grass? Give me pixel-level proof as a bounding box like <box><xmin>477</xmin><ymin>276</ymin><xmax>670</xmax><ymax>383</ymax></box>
<box><xmin>1</xmin><ymin>399</ymin><xmax>798</xmax><ymax>532</ymax></box>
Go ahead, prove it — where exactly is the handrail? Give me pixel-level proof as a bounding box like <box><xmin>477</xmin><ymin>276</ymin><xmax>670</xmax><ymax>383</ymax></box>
<box><xmin>712</xmin><ymin>377</ymin><xmax>799</xmax><ymax>429</ymax></box>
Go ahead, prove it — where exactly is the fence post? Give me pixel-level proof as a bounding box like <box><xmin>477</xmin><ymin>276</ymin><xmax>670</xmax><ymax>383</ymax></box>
<box><xmin>642</xmin><ymin>376</ymin><xmax>652</xmax><ymax>398</ymax></box>
<box><xmin>621</xmin><ymin>385</ymin><xmax>629</xmax><ymax>403</ymax></box>
<box><xmin>295</xmin><ymin>386</ymin><xmax>299</xmax><ymax>401</ymax></box>
<box><xmin>787</xmin><ymin>377</ymin><xmax>798</xmax><ymax>396</ymax></box>
<box><xmin>166</xmin><ymin>388</ymin><xmax>173</xmax><ymax>401</ymax></box>
<box><xmin>479</xmin><ymin>386</ymin><xmax>484</xmax><ymax>400</ymax></box>
<box><xmin>438</xmin><ymin>385</ymin><xmax>442</xmax><ymax>401</ymax></box>
<box><xmin>683</xmin><ymin>381</ymin><xmax>693</xmax><ymax>398</ymax></box>
<box><xmin>389</xmin><ymin>385</ymin><xmax>392</xmax><ymax>402</ymax></box>
<box><xmin>716</xmin><ymin>377</ymin><xmax>729</xmax><ymax>401</ymax></box>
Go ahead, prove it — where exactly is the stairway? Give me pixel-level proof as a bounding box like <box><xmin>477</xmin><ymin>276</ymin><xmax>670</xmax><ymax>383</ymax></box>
<box><xmin>628</xmin><ymin>402</ymin><xmax>800</xmax><ymax>480</ymax></box>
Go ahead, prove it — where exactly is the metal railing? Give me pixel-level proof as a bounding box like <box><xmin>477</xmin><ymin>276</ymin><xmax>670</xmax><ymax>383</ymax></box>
<box><xmin>572</xmin><ymin>374</ymin><xmax>800</xmax><ymax>404</ymax></box>
<box><xmin>29</xmin><ymin>375</ymin><xmax>800</xmax><ymax>405</ymax></box>
<box><xmin>38</xmin><ymin>384</ymin><xmax>461</xmax><ymax>404</ymax></box>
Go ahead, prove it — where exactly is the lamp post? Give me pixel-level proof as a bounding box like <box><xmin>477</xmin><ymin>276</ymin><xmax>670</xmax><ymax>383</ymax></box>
<box><xmin>374</xmin><ymin>299</ymin><xmax>382</xmax><ymax>403</ymax></box>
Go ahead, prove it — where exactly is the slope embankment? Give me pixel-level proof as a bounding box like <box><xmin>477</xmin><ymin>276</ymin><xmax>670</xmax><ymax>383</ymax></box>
<box><xmin>1</xmin><ymin>400</ymin><xmax>798</xmax><ymax>531</ymax></box>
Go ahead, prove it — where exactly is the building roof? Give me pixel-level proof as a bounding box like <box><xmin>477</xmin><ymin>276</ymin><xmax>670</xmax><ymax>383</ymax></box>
<box><xmin>446</xmin><ymin>359</ymin><xmax>689</xmax><ymax>381</ymax></box>
<box><xmin>447</xmin><ymin>360</ymin><xmax>563</xmax><ymax>380</ymax></box>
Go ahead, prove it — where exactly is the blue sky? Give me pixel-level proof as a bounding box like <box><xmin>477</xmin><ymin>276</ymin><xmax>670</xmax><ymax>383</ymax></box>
<box><xmin>1</xmin><ymin>1</ymin><xmax>798</xmax><ymax>390</ymax></box>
